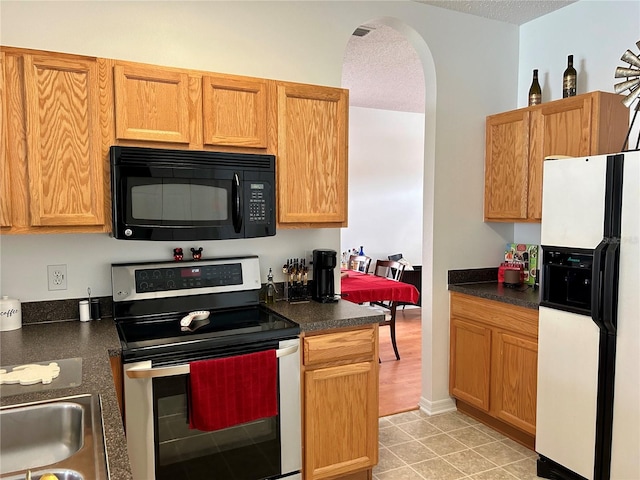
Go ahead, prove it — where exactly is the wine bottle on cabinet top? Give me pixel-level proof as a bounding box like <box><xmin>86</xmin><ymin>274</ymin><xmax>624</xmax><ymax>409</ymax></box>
<box><xmin>563</xmin><ymin>55</ymin><xmax>577</xmax><ymax>98</ymax></box>
<box><xmin>528</xmin><ymin>69</ymin><xmax>542</xmax><ymax>106</ymax></box>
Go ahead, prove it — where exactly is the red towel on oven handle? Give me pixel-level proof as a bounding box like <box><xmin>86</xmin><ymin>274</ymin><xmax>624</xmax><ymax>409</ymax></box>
<box><xmin>188</xmin><ymin>349</ymin><xmax>278</xmax><ymax>431</ymax></box>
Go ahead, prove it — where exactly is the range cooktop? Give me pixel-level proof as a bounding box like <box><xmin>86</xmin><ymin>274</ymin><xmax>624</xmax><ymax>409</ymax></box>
<box><xmin>117</xmin><ymin>306</ymin><xmax>299</xmax><ymax>360</ymax></box>
<box><xmin>111</xmin><ymin>257</ymin><xmax>300</xmax><ymax>363</ymax></box>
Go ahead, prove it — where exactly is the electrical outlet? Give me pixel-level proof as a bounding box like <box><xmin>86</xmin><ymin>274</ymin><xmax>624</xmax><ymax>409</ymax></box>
<box><xmin>47</xmin><ymin>264</ymin><xmax>67</xmax><ymax>291</ymax></box>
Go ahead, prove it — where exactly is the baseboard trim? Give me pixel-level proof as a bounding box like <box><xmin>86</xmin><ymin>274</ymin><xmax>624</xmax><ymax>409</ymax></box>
<box><xmin>418</xmin><ymin>396</ymin><xmax>457</xmax><ymax>416</ymax></box>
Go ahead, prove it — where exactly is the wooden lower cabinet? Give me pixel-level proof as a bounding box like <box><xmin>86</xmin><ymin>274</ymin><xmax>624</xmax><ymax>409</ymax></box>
<box><xmin>450</xmin><ymin>318</ymin><xmax>491</xmax><ymax>411</ymax></box>
<box><xmin>335</xmin><ymin>470</ymin><xmax>372</xmax><ymax>480</ymax></box>
<box><xmin>302</xmin><ymin>325</ymin><xmax>379</xmax><ymax>480</ymax></box>
<box><xmin>492</xmin><ymin>330</ymin><xmax>538</xmax><ymax>435</ymax></box>
<box><xmin>450</xmin><ymin>292</ymin><xmax>538</xmax><ymax>447</ymax></box>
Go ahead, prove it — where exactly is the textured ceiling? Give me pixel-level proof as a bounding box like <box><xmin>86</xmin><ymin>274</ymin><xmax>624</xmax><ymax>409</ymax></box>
<box><xmin>342</xmin><ymin>1</ymin><xmax>576</xmax><ymax>113</ymax></box>
<box><xmin>415</xmin><ymin>0</ymin><xmax>577</xmax><ymax>26</ymax></box>
<box><xmin>342</xmin><ymin>23</ymin><xmax>425</xmax><ymax>113</ymax></box>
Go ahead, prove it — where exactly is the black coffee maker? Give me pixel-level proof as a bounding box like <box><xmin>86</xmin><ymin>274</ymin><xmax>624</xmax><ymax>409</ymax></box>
<box><xmin>312</xmin><ymin>249</ymin><xmax>338</xmax><ymax>303</ymax></box>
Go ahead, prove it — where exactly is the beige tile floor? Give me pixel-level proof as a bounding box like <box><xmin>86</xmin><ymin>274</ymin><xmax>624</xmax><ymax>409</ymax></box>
<box><xmin>375</xmin><ymin>410</ymin><xmax>545</xmax><ymax>480</ymax></box>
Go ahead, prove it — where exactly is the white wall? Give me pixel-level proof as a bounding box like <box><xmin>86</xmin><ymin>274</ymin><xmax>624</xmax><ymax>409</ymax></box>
<box><xmin>519</xmin><ymin>1</ymin><xmax>640</xmax><ymax>109</ymax></box>
<box><xmin>0</xmin><ymin>230</ymin><xmax>336</xmax><ymax>301</ymax></box>
<box><xmin>0</xmin><ymin>1</ymin><xmax>519</xmax><ymax>409</ymax></box>
<box><xmin>515</xmin><ymin>0</ymin><xmax>640</xmax><ymax>245</ymax></box>
<box><xmin>341</xmin><ymin>107</ymin><xmax>424</xmax><ymax>267</ymax></box>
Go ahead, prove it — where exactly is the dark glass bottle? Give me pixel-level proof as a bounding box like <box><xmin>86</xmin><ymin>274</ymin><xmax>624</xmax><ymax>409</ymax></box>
<box><xmin>563</xmin><ymin>55</ymin><xmax>577</xmax><ymax>98</ymax></box>
<box><xmin>266</xmin><ymin>268</ymin><xmax>276</xmax><ymax>304</ymax></box>
<box><xmin>528</xmin><ymin>69</ymin><xmax>542</xmax><ymax>106</ymax></box>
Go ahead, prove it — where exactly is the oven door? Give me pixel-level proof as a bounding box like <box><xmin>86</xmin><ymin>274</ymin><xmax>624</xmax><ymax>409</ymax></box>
<box><xmin>123</xmin><ymin>338</ymin><xmax>301</xmax><ymax>480</ymax></box>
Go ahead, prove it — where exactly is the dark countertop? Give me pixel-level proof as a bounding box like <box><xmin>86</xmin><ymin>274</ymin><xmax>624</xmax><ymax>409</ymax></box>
<box><xmin>265</xmin><ymin>298</ymin><xmax>384</xmax><ymax>332</ymax></box>
<box><xmin>448</xmin><ymin>282</ymin><xmax>540</xmax><ymax>310</ymax></box>
<box><xmin>0</xmin><ymin>299</ymin><xmax>380</xmax><ymax>479</ymax></box>
<box><xmin>0</xmin><ymin>318</ymin><xmax>133</xmax><ymax>480</ymax></box>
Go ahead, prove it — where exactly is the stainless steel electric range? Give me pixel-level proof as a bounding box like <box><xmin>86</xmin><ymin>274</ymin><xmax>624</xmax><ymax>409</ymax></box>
<box><xmin>111</xmin><ymin>255</ymin><xmax>302</xmax><ymax>480</ymax></box>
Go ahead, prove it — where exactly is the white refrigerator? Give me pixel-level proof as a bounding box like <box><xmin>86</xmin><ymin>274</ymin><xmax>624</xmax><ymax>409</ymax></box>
<box><xmin>536</xmin><ymin>152</ymin><xmax>639</xmax><ymax>480</ymax></box>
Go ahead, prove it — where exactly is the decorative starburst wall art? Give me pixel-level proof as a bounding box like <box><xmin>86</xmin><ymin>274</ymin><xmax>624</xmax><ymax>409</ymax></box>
<box><xmin>615</xmin><ymin>40</ymin><xmax>640</xmax><ymax>151</ymax></box>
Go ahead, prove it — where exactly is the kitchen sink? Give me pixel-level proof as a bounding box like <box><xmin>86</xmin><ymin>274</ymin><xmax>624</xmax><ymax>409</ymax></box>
<box><xmin>0</xmin><ymin>400</ymin><xmax>84</xmax><ymax>473</ymax></box>
<box><xmin>0</xmin><ymin>394</ymin><xmax>107</xmax><ymax>479</ymax></box>
<box><xmin>2</xmin><ymin>470</ymin><xmax>84</xmax><ymax>480</ymax></box>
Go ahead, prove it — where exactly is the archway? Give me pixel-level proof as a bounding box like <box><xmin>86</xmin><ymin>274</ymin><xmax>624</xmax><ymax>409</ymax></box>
<box><xmin>340</xmin><ymin>19</ymin><xmax>444</xmax><ymax>416</ymax></box>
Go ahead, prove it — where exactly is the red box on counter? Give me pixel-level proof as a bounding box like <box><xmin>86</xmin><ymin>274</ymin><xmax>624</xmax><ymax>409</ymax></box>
<box><xmin>498</xmin><ymin>262</ymin><xmax>525</xmax><ymax>284</ymax></box>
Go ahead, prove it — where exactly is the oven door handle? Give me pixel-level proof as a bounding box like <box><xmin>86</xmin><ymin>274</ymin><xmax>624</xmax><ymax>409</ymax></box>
<box><xmin>125</xmin><ymin>343</ymin><xmax>299</xmax><ymax>379</ymax></box>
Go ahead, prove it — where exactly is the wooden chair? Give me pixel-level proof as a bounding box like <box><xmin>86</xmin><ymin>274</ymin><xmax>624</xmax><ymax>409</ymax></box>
<box><xmin>371</xmin><ymin>260</ymin><xmax>406</xmax><ymax>360</ymax></box>
<box><xmin>348</xmin><ymin>255</ymin><xmax>372</xmax><ymax>273</ymax></box>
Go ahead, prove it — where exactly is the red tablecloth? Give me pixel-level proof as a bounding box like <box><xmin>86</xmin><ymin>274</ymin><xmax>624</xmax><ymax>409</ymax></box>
<box><xmin>340</xmin><ymin>271</ymin><xmax>420</xmax><ymax>305</ymax></box>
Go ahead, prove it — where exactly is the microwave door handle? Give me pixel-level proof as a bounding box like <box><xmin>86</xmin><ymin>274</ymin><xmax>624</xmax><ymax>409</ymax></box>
<box><xmin>232</xmin><ymin>173</ymin><xmax>243</xmax><ymax>234</ymax></box>
<box><xmin>125</xmin><ymin>344</ymin><xmax>299</xmax><ymax>379</ymax></box>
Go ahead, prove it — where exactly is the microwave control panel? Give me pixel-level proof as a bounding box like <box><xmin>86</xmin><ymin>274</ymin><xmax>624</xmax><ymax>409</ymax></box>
<box><xmin>248</xmin><ymin>182</ymin><xmax>268</xmax><ymax>223</ymax></box>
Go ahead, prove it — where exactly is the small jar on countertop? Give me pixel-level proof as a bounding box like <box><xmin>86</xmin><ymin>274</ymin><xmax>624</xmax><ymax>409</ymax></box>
<box><xmin>0</xmin><ymin>295</ymin><xmax>22</xmax><ymax>331</ymax></box>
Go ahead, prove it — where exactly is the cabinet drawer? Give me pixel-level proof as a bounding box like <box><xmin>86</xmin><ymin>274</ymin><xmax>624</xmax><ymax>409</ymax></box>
<box><xmin>303</xmin><ymin>327</ymin><xmax>375</xmax><ymax>367</ymax></box>
<box><xmin>450</xmin><ymin>292</ymin><xmax>538</xmax><ymax>338</ymax></box>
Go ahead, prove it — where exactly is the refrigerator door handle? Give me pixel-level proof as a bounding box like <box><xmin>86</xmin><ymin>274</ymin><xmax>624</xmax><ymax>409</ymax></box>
<box><xmin>591</xmin><ymin>239</ymin><xmax>607</xmax><ymax>330</ymax></box>
<box><xmin>602</xmin><ymin>240</ymin><xmax>620</xmax><ymax>335</ymax></box>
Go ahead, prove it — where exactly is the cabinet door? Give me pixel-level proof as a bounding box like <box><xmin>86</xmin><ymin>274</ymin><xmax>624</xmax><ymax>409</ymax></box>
<box><xmin>492</xmin><ymin>331</ymin><xmax>538</xmax><ymax>435</ymax></box>
<box><xmin>24</xmin><ymin>53</ymin><xmax>105</xmax><ymax>227</ymax></box>
<box><xmin>450</xmin><ymin>317</ymin><xmax>492</xmax><ymax>411</ymax></box>
<box><xmin>484</xmin><ymin>109</ymin><xmax>530</xmax><ymax>221</ymax></box>
<box><xmin>114</xmin><ymin>63</ymin><xmax>190</xmax><ymax>143</ymax></box>
<box><xmin>203</xmin><ymin>75</ymin><xmax>267</xmax><ymax>147</ymax></box>
<box><xmin>304</xmin><ymin>361</ymin><xmax>378</xmax><ymax>480</ymax></box>
<box><xmin>527</xmin><ymin>95</ymin><xmax>593</xmax><ymax>220</ymax></box>
<box><xmin>277</xmin><ymin>83</ymin><xmax>348</xmax><ymax>225</ymax></box>
<box><xmin>0</xmin><ymin>51</ymin><xmax>11</xmax><ymax>227</ymax></box>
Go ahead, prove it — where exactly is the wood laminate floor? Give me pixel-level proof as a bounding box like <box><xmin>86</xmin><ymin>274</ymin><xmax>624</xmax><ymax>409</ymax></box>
<box><xmin>378</xmin><ymin>306</ymin><xmax>422</xmax><ymax>417</ymax></box>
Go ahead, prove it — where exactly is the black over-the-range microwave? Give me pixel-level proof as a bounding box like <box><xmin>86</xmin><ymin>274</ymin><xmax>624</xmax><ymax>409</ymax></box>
<box><xmin>110</xmin><ymin>146</ymin><xmax>276</xmax><ymax>241</ymax></box>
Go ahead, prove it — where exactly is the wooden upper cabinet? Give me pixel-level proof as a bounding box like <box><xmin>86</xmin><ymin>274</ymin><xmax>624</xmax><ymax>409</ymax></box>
<box><xmin>484</xmin><ymin>109</ymin><xmax>530</xmax><ymax>221</ymax></box>
<box><xmin>484</xmin><ymin>91</ymin><xmax>628</xmax><ymax>222</ymax></box>
<box><xmin>24</xmin><ymin>53</ymin><xmax>105</xmax><ymax>227</ymax></box>
<box><xmin>202</xmin><ymin>75</ymin><xmax>268</xmax><ymax>148</ymax></box>
<box><xmin>114</xmin><ymin>63</ymin><xmax>191</xmax><ymax>144</ymax></box>
<box><xmin>277</xmin><ymin>82</ymin><xmax>348</xmax><ymax>226</ymax></box>
<box><xmin>0</xmin><ymin>51</ymin><xmax>11</xmax><ymax>227</ymax></box>
<box><xmin>527</xmin><ymin>95</ymin><xmax>593</xmax><ymax>220</ymax></box>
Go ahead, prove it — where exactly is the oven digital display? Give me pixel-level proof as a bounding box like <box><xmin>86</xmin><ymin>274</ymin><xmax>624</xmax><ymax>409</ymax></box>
<box><xmin>181</xmin><ymin>268</ymin><xmax>201</xmax><ymax>278</ymax></box>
